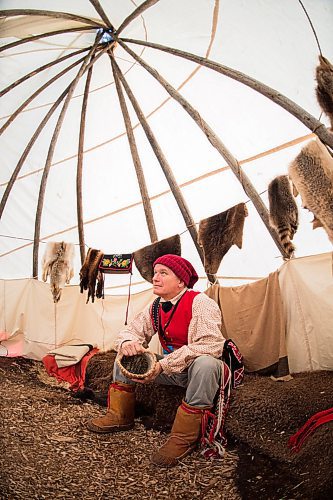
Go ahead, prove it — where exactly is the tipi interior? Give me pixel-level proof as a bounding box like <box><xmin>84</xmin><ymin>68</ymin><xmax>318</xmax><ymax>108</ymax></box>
<box><xmin>1</xmin><ymin>2</ymin><xmax>333</xmax><ymax>499</ymax></box>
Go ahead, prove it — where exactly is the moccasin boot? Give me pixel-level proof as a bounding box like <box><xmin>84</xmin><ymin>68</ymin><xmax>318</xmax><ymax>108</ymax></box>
<box><xmin>87</xmin><ymin>382</ymin><xmax>135</xmax><ymax>433</ymax></box>
<box><xmin>151</xmin><ymin>400</ymin><xmax>210</xmax><ymax>467</ymax></box>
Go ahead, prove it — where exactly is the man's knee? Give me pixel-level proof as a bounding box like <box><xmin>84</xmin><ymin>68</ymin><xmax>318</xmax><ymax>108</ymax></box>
<box><xmin>189</xmin><ymin>355</ymin><xmax>221</xmax><ymax>377</ymax></box>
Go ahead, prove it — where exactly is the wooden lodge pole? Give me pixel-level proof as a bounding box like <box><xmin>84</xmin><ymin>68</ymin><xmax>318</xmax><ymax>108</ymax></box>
<box><xmin>32</xmin><ymin>35</ymin><xmax>107</xmax><ymax>277</ymax></box>
<box><xmin>116</xmin><ymin>0</ymin><xmax>160</xmax><ymax>35</ymax></box>
<box><xmin>110</xmin><ymin>54</ymin><xmax>158</xmax><ymax>243</ymax></box>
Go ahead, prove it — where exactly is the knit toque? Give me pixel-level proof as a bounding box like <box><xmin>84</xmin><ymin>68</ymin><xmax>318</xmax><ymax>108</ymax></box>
<box><xmin>153</xmin><ymin>254</ymin><xmax>199</xmax><ymax>288</ymax></box>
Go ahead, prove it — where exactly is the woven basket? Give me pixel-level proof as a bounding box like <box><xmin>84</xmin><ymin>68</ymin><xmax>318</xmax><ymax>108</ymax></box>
<box><xmin>116</xmin><ymin>351</ymin><xmax>157</xmax><ymax>380</ymax></box>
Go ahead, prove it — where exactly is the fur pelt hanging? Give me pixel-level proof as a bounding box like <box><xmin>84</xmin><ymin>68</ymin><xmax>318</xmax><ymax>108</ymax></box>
<box><xmin>315</xmin><ymin>55</ymin><xmax>333</xmax><ymax>130</ymax></box>
<box><xmin>268</xmin><ymin>175</ymin><xmax>299</xmax><ymax>258</ymax></box>
<box><xmin>288</xmin><ymin>138</ymin><xmax>333</xmax><ymax>244</ymax></box>
<box><xmin>42</xmin><ymin>241</ymin><xmax>75</xmax><ymax>303</ymax></box>
<box><xmin>133</xmin><ymin>234</ymin><xmax>181</xmax><ymax>283</ymax></box>
<box><xmin>79</xmin><ymin>248</ymin><xmax>104</xmax><ymax>303</ymax></box>
<box><xmin>198</xmin><ymin>203</ymin><xmax>248</xmax><ymax>275</ymax></box>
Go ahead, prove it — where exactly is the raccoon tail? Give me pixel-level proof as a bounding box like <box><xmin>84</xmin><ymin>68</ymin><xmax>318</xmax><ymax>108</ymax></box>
<box><xmin>277</xmin><ymin>226</ymin><xmax>295</xmax><ymax>258</ymax></box>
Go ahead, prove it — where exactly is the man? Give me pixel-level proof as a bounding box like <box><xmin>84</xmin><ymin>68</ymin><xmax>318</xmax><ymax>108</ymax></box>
<box><xmin>87</xmin><ymin>254</ymin><xmax>226</xmax><ymax>466</ymax></box>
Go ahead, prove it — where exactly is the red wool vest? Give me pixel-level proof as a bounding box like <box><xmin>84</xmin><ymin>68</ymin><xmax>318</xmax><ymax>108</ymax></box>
<box><xmin>150</xmin><ymin>290</ymin><xmax>200</xmax><ymax>353</ymax></box>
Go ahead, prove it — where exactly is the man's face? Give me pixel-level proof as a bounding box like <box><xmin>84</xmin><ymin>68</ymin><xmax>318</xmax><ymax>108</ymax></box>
<box><xmin>152</xmin><ymin>264</ymin><xmax>185</xmax><ymax>300</ymax></box>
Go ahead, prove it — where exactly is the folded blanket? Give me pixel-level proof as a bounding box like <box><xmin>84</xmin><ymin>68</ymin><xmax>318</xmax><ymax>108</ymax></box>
<box><xmin>48</xmin><ymin>344</ymin><xmax>93</xmax><ymax>368</ymax></box>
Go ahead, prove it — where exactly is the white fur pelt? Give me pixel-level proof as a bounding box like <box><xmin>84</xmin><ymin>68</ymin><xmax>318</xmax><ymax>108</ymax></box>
<box><xmin>288</xmin><ymin>139</ymin><xmax>333</xmax><ymax>244</ymax></box>
<box><xmin>42</xmin><ymin>241</ymin><xmax>75</xmax><ymax>302</ymax></box>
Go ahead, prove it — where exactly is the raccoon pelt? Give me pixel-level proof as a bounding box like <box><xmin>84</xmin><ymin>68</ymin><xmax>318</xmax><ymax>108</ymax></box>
<box><xmin>268</xmin><ymin>175</ymin><xmax>299</xmax><ymax>258</ymax></box>
<box><xmin>198</xmin><ymin>203</ymin><xmax>248</xmax><ymax>276</ymax></box>
<box><xmin>133</xmin><ymin>234</ymin><xmax>181</xmax><ymax>283</ymax></box>
<box><xmin>316</xmin><ymin>55</ymin><xmax>333</xmax><ymax>130</ymax></box>
<box><xmin>288</xmin><ymin>138</ymin><xmax>333</xmax><ymax>244</ymax></box>
<box><xmin>79</xmin><ymin>248</ymin><xmax>104</xmax><ymax>303</ymax></box>
<box><xmin>42</xmin><ymin>241</ymin><xmax>75</xmax><ymax>303</ymax></box>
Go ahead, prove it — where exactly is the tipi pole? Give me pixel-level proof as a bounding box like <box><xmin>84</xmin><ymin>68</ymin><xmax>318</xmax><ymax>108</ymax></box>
<box><xmin>0</xmin><ymin>46</ymin><xmax>90</xmax><ymax>98</ymax></box>
<box><xmin>0</xmin><ymin>10</ymin><xmax>104</xmax><ymax>27</ymax></box>
<box><xmin>33</xmin><ymin>35</ymin><xmax>106</xmax><ymax>277</ymax></box>
<box><xmin>116</xmin><ymin>0</ymin><xmax>160</xmax><ymax>35</ymax></box>
<box><xmin>0</xmin><ymin>55</ymin><xmax>87</xmax><ymax>135</ymax></box>
<box><xmin>0</xmin><ymin>26</ymin><xmax>98</xmax><ymax>54</ymax></box>
<box><xmin>110</xmin><ymin>55</ymin><xmax>158</xmax><ymax>243</ymax></box>
<box><xmin>89</xmin><ymin>0</ymin><xmax>114</xmax><ymax>29</ymax></box>
<box><xmin>118</xmin><ymin>40</ymin><xmax>289</xmax><ymax>259</ymax></box>
<box><xmin>76</xmin><ymin>66</ymin><xmax>94</xmax><ymax>265</ymax></box>
<box><xmin>0</xmin><ymin>89</ymin><xmax>68</xmax><ymax>219</ymax></box>
<box><xmin>111</xmin><ymin>56</ymin><xmax>217</xmax><ymax>280</ymax></box>
<box><xmin>120</xmin><ymin>38</ymin><xmax>333</xmax><ymax>150</ymax></box>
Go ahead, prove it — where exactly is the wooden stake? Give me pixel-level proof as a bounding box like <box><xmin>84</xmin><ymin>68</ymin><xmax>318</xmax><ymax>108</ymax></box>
<box><xmin>118</xmin><ymin>40</ymin><xmax>289</xmax><ymax>259</ymax></box>
<box><xmin>0</xmin><ymin>46</ymin><xmax>90</xmax><ymax>98</ymax></box>
<box><xmin>119</xmin><ymin>38</ymin><xmax>333</xmax><ymax>150</ymax></box>
<box><xmin>110</xmin><ymin>56</ymin><xmax>217</xmax><ymax>282</ymax></box>
<box><xmin>110</xmin><ymin>55</ymin><xmax>158</xmax><ymax>243</ymax></box>
<box><xmin>116</xmin><ymin>0</ymin><xmax>160</xmax><ymax>35</ymax></box>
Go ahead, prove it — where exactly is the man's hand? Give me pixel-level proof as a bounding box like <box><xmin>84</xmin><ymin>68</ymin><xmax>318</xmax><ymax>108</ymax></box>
<box><xmin>120</xmin><ymin>340</ymin><xmax>146</xmax><ymax>357</ymax></box>
<box><xmin>132</xmin><ymin>361</ymin><xmax>162</xmax><ymax>384</ymax></box>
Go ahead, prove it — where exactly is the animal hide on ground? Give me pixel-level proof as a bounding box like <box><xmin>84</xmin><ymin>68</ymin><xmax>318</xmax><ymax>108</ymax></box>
<box><xmin>41</xmin><ymin>241</ymin><xmax>75</xmax><ymax>303</ymax></box>
<box><xmin>79</xmin><ymin>248</ymin><xmax>104</xmax><ymax>303</ymax></box>
<box><xmin>316</xmin><ymin>55</ymin><xmax>333</xmax><ymax>129</ymax></box>
<box><xmin>268</xmin><ymin>175</ymin><xmax>299</xmax><ymax>258</ymax></box>
<box><xmin>288</xmin><ymin>138</ymin><xmax>333</xmax><ymax>244</ymax></box>
<box><xmin>198</xmin><ymin>203</ymin><xmax>248</xmax><ymax>275</ymax></box>
<box><xmin>133</xmin><ymin>234</ymin><xmax>181</xmax><ymax>283</ymax></box>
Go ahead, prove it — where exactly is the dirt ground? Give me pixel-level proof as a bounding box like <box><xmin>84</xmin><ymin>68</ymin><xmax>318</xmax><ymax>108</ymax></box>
<box><xmin>0</xmin><ymin>357</ymin><xmax>332</xmax><ymax>500</ymax></box>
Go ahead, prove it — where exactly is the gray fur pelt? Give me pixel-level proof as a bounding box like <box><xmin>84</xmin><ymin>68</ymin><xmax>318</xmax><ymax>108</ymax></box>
<box><xmin>79</xmin><ymin>248</ymin><xmax>104</xmax><ymax>303</ymax></box>
<box><xmin>133</xmin><ymin>234</ymin><xmax>181</xmax><ymax>283</ymax></box>
<box><xmin>288</xmin><ymin>139</ymin><xmax>333</xmax><ymax>244</ymax></box>
<box><xmin>42</xmin><ymin>241</ymin><xmax>75</xmax><ymax>303</ymax></box>
<box><xmin>268</xmin><ymin>175</ymin><xmax>299</xmax><ymax>258</ymax></box>
<box><xmin>198</xmin><ymin>203</ymin><xmax>248</xmax><ymax>275</ymax></box>
<box><xmin>316</xmin><ymin>55</ymin><xmax>333</xmax><ymax>129</ymax></box>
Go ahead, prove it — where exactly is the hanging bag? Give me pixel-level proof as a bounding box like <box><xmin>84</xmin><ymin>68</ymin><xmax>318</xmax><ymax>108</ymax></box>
<box><xmin>98</xmin><ymin>254</ymin><xmax>134</xmax><ymax>324</ymax></box>
<box><xmin>98</xmin><ymin>253</ymin><xmax>133</xmax><ymax>274</ymax></box>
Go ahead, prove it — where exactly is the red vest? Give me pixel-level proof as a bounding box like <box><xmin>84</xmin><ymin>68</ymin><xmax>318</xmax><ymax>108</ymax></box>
<box><xmin>150</xmin><ymin>290</ymin><xmax>200</xmax><ymax>352</ymax></box>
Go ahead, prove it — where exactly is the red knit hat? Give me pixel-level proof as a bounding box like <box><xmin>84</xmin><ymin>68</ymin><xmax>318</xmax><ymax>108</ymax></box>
<box><xmin>153</xmin><ymin>254</ymin><xmax>199</xmax><ymax>289</ymax></box>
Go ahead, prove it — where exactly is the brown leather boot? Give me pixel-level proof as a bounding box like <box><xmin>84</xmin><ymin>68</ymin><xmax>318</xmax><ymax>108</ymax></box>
<box><xmin>86</xmin><ymin>382</ymin><xmax>135</xmax><ymax>433</ymax></box>
<box><xmin>151</xmin><ymin>401</ymin><xmax>210</xmax><ymax>467</ymax></box>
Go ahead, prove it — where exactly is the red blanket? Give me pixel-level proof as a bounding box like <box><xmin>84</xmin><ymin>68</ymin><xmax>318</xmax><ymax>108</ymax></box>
<box><xmin>42</xmin><ymin>347</ymin><xmax>99</xmax><ymax>391</ymax></box>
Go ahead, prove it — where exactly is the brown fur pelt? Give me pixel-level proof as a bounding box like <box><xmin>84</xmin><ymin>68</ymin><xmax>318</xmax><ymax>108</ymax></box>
<box><xmin>41</xmin><ymin>241</ymin><xmax>75</xmax><ymax>303</ymax></box>
<box><xmin>316</xmin><ymin>55</ymin><xmax>333</xmax><ymax>129</ymax></box>
<box><xmin>268</xmin><ymin>175</ymin><xmax>299</xmax><ymax>258</ymax></box>
<box><xmin>198</xmin><ymin>203</ymin><xmax>248</xmax><ymax>275</ymax></box>
<box><xmin>133</xmin><ymin>234</ymin><xmax>181</xmax><ymax>283</ymax></box>
<box><xmin>288</xmin><ymin>139</ymin><xmax>333</xmax><ymax>244</ymax></box>
<box><xmin>79</xmin><ymin>248</ymin><xmax>104</xmax><ymax>303</ymax></box>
